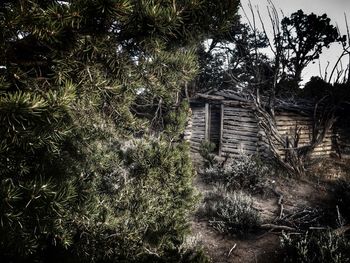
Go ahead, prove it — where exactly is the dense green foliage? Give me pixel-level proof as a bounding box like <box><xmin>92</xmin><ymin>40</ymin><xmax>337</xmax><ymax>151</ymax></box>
<box><xmin>0</xmin><ymin>0</ymin><xmax>239</xmax><ymax>262</ymax></box>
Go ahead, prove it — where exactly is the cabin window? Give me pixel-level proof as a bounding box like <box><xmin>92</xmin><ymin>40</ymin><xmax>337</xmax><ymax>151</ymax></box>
<box><xmin>205</xmin><ymin>103</ymin><xmax>222</xmax><ymax>154</ymax></box>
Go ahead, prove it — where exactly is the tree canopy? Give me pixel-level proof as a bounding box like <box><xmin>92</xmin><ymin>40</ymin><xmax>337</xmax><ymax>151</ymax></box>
<box><xmin>281</xmin><ymin>9</ymin><xmax>344</xmax><ymax>83</ymax></box>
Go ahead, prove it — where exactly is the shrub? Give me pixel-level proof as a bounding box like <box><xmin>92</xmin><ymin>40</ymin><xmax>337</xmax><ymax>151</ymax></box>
<box><xmin>199</xmin><ymin>141</ymin><xmax>217</xmax><ymax>168</ymax></box>
<box><xmin>146</xmin><ymin>236</ymin><xmax>211</xmax><ymax>263</ymax></box>
<box><xmin>96</xmin><ymin>139</ymin><xmax>198</xmax><ymax>262</ymax></box>
<box><xmin>202</xmin><ymin>186</ymin><xmax>260</xmax><ymax>235</ymax></box>
<box><xmin>202</xmin><ymin>154</ymin><xmax>269</xmax><ymax>194</ymax></box>
<box><xmin>281</xmin><ymin>230</ymin><xmax>350</xmax><ymax>263</ymax></box>
<box><xmin>332</xmin><ymin>179</ymin><xmax>350</xmax><ymax>221</ymax></box>
<box><xmin>137</xmin><ymin>247</ymin><xmax>210</xmax><ymax>263</ymax></box>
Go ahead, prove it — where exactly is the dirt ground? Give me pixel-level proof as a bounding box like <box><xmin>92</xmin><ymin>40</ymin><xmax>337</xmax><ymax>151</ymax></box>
<box><xmin>191</xmin><ymin>219</ymin><xmax>281</xmax><ymax>263</ymax></box>
<box><xmin>189</xmin><ymin>159</ymin><xmax>345</xmax><ymax>263</ymax></box>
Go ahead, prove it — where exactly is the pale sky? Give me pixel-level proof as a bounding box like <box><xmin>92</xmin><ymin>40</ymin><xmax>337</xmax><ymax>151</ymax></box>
<box><xmin>240</xmin><ymin>0</ymin><xmax>350</xmax><ymax>84</ymax></box>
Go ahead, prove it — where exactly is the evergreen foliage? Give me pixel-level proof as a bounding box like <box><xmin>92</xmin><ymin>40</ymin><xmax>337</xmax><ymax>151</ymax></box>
<box><xmin>0</xmin><ymin>0</ymin><xmax>239</xmax><ymax>262</ymax></box>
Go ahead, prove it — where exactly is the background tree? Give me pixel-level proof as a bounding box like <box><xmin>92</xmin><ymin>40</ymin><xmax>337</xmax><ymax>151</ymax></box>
<box><xmin>195</xmin><ymin>6</ymin><xmax>344</xmax><ymax>96</ymax></box>
<box><xmin>0</xmin><ymin>0</ymin><xmax>240</xmax><ymax>262</ymax></box>
<box><xmin>281</xmin><ymin>10</ymin><xmax>344</xmax><ymax>84</ymax></box>
<box><xmin>225</xmin><ymin>22</ymin><xmax>272</xmax><ymax>91</ymax></box>
<box><xmin>195</xmin><ymin>21</ymin><xmax>272</xmax><ymax>93</ymax></box>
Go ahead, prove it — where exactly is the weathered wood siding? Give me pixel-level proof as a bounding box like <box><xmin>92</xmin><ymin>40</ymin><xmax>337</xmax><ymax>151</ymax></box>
<box><xmin>220</xmin><ymin>105</ymin><xmax>259</xmax><ymax>156</ymax></box>
<box><xmin>275</xmin><ymin>112</ymin><xmax>333</xmax><ymax>158</ymax></box>
<box><xmin>186</xmin><ymin>101</ymin><xmax>335</xmax><ymax>159</ymax></box>
<box><xmin>186</xmin><ymin>106</ymin><xmax>206</xmax><ymax>152</ymax></box>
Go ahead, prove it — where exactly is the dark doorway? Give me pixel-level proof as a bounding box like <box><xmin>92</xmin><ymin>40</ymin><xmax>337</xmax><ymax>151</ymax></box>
<box><xmin>209</xmin><ymin>104</ymin><xmax>221</xmax><ymax>153</ymax></box>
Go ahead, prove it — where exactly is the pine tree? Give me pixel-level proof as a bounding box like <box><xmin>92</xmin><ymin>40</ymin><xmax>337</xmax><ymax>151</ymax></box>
<box><xmin>0</xmin><ymin>1</ymin><xmax>239</xmax><ymax>262</ymax></box>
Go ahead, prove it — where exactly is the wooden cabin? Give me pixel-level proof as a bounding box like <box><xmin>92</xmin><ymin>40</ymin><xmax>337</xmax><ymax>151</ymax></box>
<box><xmin>184</xmin><ymin>90</ymin><xmax>337</xmax><ymax>159</ymax></box>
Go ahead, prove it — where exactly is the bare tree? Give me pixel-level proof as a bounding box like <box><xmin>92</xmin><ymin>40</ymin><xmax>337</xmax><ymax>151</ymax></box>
<box><xmin>253</xmin><ymin>93</ymin><xmax>336</xmax><ymax>176</ymax></box>
<box><xmin>328</xmin><ymin>14</ymin><xmax>350</xmax><ymax>84</ymax></box>
<box><xmin>242</xmin><ymin>2</ymin><xmax>339</xmax><ymax>176</ymax></box>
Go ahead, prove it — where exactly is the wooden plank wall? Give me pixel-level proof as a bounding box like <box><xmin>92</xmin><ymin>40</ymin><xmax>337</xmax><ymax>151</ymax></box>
<box><xmin>220</xmin><ymin>105</ymin><xmax>259</xmax><ymax>156</ymax></box>
<box><xmin>275</xmin><ymin>112</ymin><xmax>333</xmax><ymax>158</ymax></box>
<box><xmin>185</xmin><ymin>102</ymin><xmax>334</xmax><ymax>159</ymax></box>
<box><xmin>185</xmin><ymin>106</ymin><xmax>206</xmax><ymax>152</ymax></box>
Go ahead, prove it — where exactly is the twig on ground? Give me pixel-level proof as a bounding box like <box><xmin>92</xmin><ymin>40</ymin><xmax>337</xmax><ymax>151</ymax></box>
<box><xmin>144</xmin><ymin>247</ymin><xmax>160</xmax><ymax>258</ymax></box>
<box><xmin>228</xmin><ymin>243</ymin><xmax>237</xmax><ymax>257</ymax></box>
<box><xmin>309</xmin><ymin>226</ymin><xmax>328</xmax><ymax>230</ymax></box>
<box><xmin>278</xmin><ymin>194</ymin><xmax>284</xmax><ymax>219</ymax></box>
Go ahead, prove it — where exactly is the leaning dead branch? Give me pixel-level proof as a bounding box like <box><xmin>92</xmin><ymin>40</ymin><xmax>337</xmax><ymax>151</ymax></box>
<box><xmin>328</xmin><ymin>13</ymin><xmax>350</xmax><ymax>84</ymax></box>
<box><xmin>252</xmin><ymin>92</ymin><xmax>336</xmax><ymax>176</ymax></box>
<box><xmin>252</xmin><ymin>93</ymin><xmax>306</xmax><ymax>176</ymax></box>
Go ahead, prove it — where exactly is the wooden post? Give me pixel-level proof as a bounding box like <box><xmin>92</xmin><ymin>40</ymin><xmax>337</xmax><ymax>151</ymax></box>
<box><xmin>219</xmin><ymin>104</ymin><xmax>224</xmax><ymax>156</ymax></box>
<box><xmin>205</xmin><ymin>103</ymin><xmax>210</xmax><ymax>141</ymax></box>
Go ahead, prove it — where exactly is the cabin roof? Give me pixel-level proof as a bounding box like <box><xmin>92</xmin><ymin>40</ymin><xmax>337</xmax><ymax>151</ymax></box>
<box><xmin>190</xmin><ymin>89</ymin><xmax>316</xmax><ymax>116</ymax></box>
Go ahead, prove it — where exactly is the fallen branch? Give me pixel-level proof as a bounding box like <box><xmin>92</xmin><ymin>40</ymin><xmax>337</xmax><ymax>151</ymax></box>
<box><xmin>309</xmin><ymin>226</ymin><xmax>328</xmax><ymax>230</ymax></box>
<box><xmin>261</xmin><ymin>223</ymin><xmax>296</xmax><ymax>232</ymax></box>
<box><xmin>278</xmin><ymin>194</ymin><xmax>284</xmax><ymax>219</ymax></box>
<box><xmin>277</xmin><ymin>206</ymin><xmax>323</xmax><ymax>230</ymax></box>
